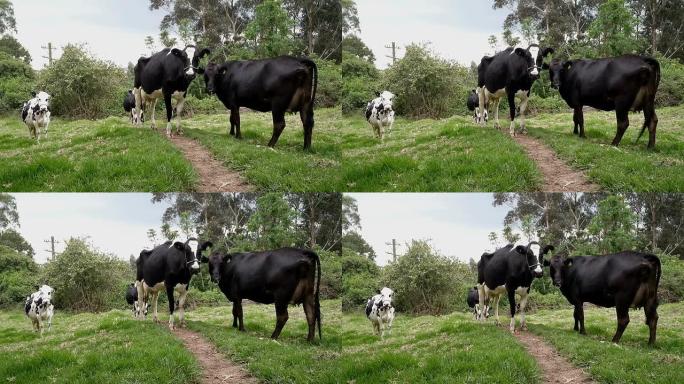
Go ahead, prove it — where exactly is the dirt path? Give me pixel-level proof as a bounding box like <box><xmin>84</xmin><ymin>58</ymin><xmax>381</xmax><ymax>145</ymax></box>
<box><xmin>513</xmin><ymin>135</ymin><xmax>600</xmax><ymax>192</ymax></box>
<box><xmin>168</xmin><ymin>134</ymin><xmax>252</xmax><ymax>192</ymax></box>
<box><xmin>174</xmin><ymin>327</ymin><xmax>259</xmax><ymax>384</ymax></box>
<box><xmin>514</xmin><ymin>331</ymin><xmax>596</xmax><ymax>384</ymax></box>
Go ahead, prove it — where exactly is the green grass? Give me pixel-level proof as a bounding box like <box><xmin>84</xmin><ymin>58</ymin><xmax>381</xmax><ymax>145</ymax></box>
<box><xmin>184</xmin><ymin>108</ymin><xmax>343</xmax><ymax>191</ymax></box>
<box><xmin>527</xmin><ymin>303</ymin><xmax>684</xmax><ymax>384</ymax></box>
<box><xmin>338</xmin><ymin>114</ymin><xmax>541</xmax><ymax>191</ymax></box>
<box><xmin>0</xmin><ymin>309</ymin><xmax>200</xmax><ymax>384</ymax></box>
<box><xmin>0</xmin><ymin>116</ymin><xmax>196</xmax><ymax>191</ymax></box>
<box><xmin>339</xmin><ymin>310</ymin><xmax>539</xmax><ymax>383</ymax></box>
<box><xmin>526</xmin><ymin>105</ymin><xmax>684</xmax><ymax>191</ymax></box>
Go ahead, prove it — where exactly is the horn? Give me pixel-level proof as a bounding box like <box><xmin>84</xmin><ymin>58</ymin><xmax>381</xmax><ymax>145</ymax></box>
<box><xmin>526</xmin><ymin>241</ymin><xmax>539</xmax><ymax>249</ymax></box>
<box><xmin>183</xmin><ymin>44</ymin><xmax>197</xmax><ymax>52</ymax></box>
<box><xmin>184</xmin><ymin>237</ymin><xmax>198</xmax><ymax>246</ymax></box>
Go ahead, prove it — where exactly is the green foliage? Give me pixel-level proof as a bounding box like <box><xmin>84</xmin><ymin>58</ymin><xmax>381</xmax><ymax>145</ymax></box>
<box><xmin>585</xmin><ymin>0</ymin><xmax>641</xmax><ymax>57</ymax></box>
<box><xmin>583</xmin><ymin>195</ymin><xmax>638</xmax><ymax>254</ymax></box>
<box><xmin>656</xmin><ymin>56</ymin><xmax>684</xmax><ymax>107</ymax></box>
<box><xmin>341</xmin><ymin>248</ymin><xmax>379</xmax><ymax>311</ymax></box>
<box><xmin>0</xmin><ymin>0</ymin><xmax>16</xmax><ymax>34</ymax></box>
<box><xmin>382</xmin><ymin>240</ymin><xmax>471</xmax><ymax>315</ymax></box>
<box><xmin>382</xmin><ymin>44</ymin><xmax>472</xmax><ymax>118</ymax></box>
<box><xmin>658</xmin><ymin>253</ymin><xmax>684</xmax><ymax>303</ymax></box>
<box><xmin>41</xmin><ymin>238</ymin><xmax>133</xmax><ymax>312</ymax></box>
<box><xmin>0</xmin><ymin>245</ymin><xmax>38</xmax><ymax>307</ymax></box>
<box><xmin>0</xmin><ymin>51</ymin><xmax>35</xmax><ymax>113</ymax></box>
<box><xmin>342</xmin><ymin>231</ymin><xmax>376</xmax><ymax>260</ymax></box>
<box><xmin>0</xmin><ymin>228</ymin><xmax>34</xmax><ymax>256</ymax></box>
<box><xmin>315</xmin><ymin>58</ymin><xmax>341</xmax><ymax>108</ymax></box>
<box><xmin>247</xmin><ymin>193</ymin><xmax>302</xmax><ymax>249</ymax></box>
<box><xmin>319</xmin><ymin>249</ymin><xmax>341</xmax><ymax>299</ymax></box>
<box><xmin>341</xmin><ymin>52</ymin><xmax>379</xmax><ymax>114</ymax></box>
<box><xmin>342</xmin><ymin>34</ymin><xmax>375</xmax><ymax>63</ymax></box>
<box><xmin>244</xmin><ymin>0</ymin><xmax>297</xmax><ymax>58</ymax></box>
<box><xmin>38</xmin><ymin>44</ymin><xmax>128</xmax><ymax>119</ymax></box>
<box><xmin>0</xmin><ymin>34</ymin><xmax>30</xmax><ymax>63</ymax></box>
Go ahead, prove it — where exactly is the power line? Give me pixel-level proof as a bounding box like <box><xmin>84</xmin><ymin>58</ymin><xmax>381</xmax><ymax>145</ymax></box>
<box><xmin>385</xmin><ymin>42</ymin><xmax>398</xmax><ymax>65</ymax></box>
<box><xmin>43</xmin><ymin>236</ymin><xmax>60</xmax><ymax>261</ymax></box>
<box><xmin>41</xmin><ymin>42</ymin><xmax>56</xmax><ymax>66</ymax></box>
<box><xmin>385</xmin><ymin>238</ymin><xmax>398</xmax><ymax>262</ymax></box>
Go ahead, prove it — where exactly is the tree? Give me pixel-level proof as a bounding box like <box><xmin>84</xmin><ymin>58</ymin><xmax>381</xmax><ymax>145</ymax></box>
<box><xmin>290</xmin><ymin>193</ymin><xmax>342</xmax><ymax>252</ymax></box>
<box><xmin>630</xmin><ymin>0</ymin><xmax>684</xmax><ymax>60</ymax></box>
<box><xmin>0</xmin><ymin>193</ymin><xmax>18</xmax><ymax>229</ymax></box>
<box><xmin>0</xmin><ymin>229</ymin><xmax>34</xmax><ymax>257</ymax></box>
<box><xmin>488</xmin><ymin>231</ymin><xmax>500</xmax><ymax>250</ymax></box>
<box><xmin>488</xmin><ymin>35</ymin><xmax>498</xmax><ymax>53</ymax></box>
<box><xmin>0</xmin><ymin>0</ymin><xmax>16</xmax><ymax>34</ymax></box>
<box><xmin>245</xmin><ymin>0</ymin><xmax>296</xmax><ymax>57</ymax></box>
<box><xmin>586</xmin><ymin>0</ymin><xmax>641</xmax><ymax>57</ymax></box>
<box><xmin>586</xmin><ymin>195</ymin><xmax>638</xmax><ymax>254</ymax></box>
<box><xmin>0</xmin><ymin>245</ymin><xmax>38</xmax><ymax>307</ymax></box>
<box><xmin>342</xmin><ymin>230</ymin><xmax>375</xmax><ymax>260</ymax></box>
<box><xmin>0</xmin><ymin>35</ymin><xmax>30</xmax><ymax>63</ymax></box>
<box><xmin>247</xmin><ymin>193</ymin><xmax>301</xmax><ymax>249</ymax></box>
<box><xmin>342</xmin><ymin>34</ymin><xmax>375</xmax><ymax>63</ymax></box>
<box><xmin>342</xmin><ymin>195</ymin><xmax>360</xmax><ymax>232</ymax></box>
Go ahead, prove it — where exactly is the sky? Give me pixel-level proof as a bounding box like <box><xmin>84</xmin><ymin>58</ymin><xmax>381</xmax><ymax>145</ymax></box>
<box><xmin>346</xmin><ymin>193</ymin><xmax>519</xmax><ymax>266</ymax></box>
<box><xmin>12</xmin><ymin>193</ymin><xmax>171</xmax><ymax>264</ymax></box>
<box><xmin>355</xmin><ymin>0</ymin><xmax>511</xmax><ymax>68</ymax></box>
<box><xmin>13</xmin><ymin>0</ymin><xmax>166</xmax><ymax>69</ymax></box>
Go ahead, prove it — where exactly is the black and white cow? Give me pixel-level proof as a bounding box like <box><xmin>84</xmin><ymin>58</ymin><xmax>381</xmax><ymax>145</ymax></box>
<box><xmin>203</xmin><ymin>247</ymin><xmax>322</xmax><ymax>341</ymax></box>
<box><xmin>202</xmin><ymin>56</ymin><xmax>318</xmax><ymax>150</ymax></box>
<box><xmin>477</xmin><ymin>242</ymin><xmax>554</xmax><ymax>332</ymax></box>
<box><xmin>467</xmin><ymin>89</ymin><xmax>487</xmax><ymax>123</ymax></box>
<box><xmin>21</xmin><ymin>91</ymin><xmax>51</xmax><ymax>142</ymax></box>
<box><xmin>125</xmin><ymin>282</ymin><xmax>148</xmax><ymax>318</ymax></box>
<box><xmin>546</xmin><ymin>55</ymin><xmax>661</xmax><ymax>148</ymax></box>
<box><xmin>365</xmin><ymin>91</ymin><xmax>396</xmax><ymax>140</ymax></box>
<box><xmin>123</xmin><ymin>90</ymin><xmax>144</xmax><ymax>124</ymax></box>
<box><xmin>24</xmin><ymin>284</ymin><xmax>54</xmax><ymax>336</ymax></box>
<box><xmin>477</xmin><ymin>45</ymin><xmax>554</xmax><ymax>135</ymax></box>
<box><xmin>133</xmin><ymin>46</ymin><xmax>210</xmax><ymax>136</ymax></box>
<box><xmin>135</xmin><ymin>239</ymin><xmax>212</xmax><ymax>329</ymax></box>
<box><xmin>366</xmin><ymin>286</ymin><xmax>395</xmax><ymax>338</ymax></box>
<box><xmin>544</xmin><ymin>251</ymin><xmax>661</xmax><ymax>345</ymax></box>
<box><xmin>467</xmin><ymin>286</ymin><xmax>484</xmax><ymax>319</ymax></box>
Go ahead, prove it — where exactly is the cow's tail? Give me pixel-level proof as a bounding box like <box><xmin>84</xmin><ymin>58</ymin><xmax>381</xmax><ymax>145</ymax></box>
<box><xmin>637</xmin><ymin>253</ymin><xmax>661</xmax><ymax>308</ymax></box>
<box><xmin>304</xmin><ymin>249</ymin><xmax>322</xmax><ymax>340</ymax></box>
<box><xmin>643</xmin><ymin>253</ymin><xmax>661</xmax><ymax>288</ymax></box>
<box><xmin>636</xmin><ymin>58</ymin><xmax>661</xmax><ymax>142</ymax></box>
<box><xmin>300</xmin><ymin>58</ymin><xmax>318</xmax><ymax>106</ymax></box>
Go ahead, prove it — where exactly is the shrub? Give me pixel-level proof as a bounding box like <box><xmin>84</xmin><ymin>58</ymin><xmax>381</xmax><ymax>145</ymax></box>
<box><xmin>38</xmin><ymin>44</ymin><xmax>128</xmax><ymax>119</ymax></box>
<box><xmin>41</xmin><ymin>238</ymin><xmax>132</xmax><ymax>312</ymax></box>
<box><xmin>0</xmin><ymin>51</ymin><xmax>35</xmax><ymax>114</ymax></box>
<box><xmin>655</xmin><ymin>56</ymin><xmax>684</xmax><ymax>107</ymax></box>
<box><xmin>0</xmin><ymin>245</ymin><xmax>39</xmax><ymax>307</ymax></box>
<box><xmin>315</xmin><ymin>58</ymin><xmax>341</xmax><ymax>108</ymax></box>
<box><xmin>341</xmin><ymin>248</ymin><xmax>380</xmax><ymax>311</ymax></box>
<box><xmin>319</xmin><ymin>249</ymin><xmax>341</xmax><ymax>299</ymax></box>
<box><xmin>341</xmin><ymin>53</ymin><xmax>380</xmax><ymax>114</ymax></box>
<box><xmin>658</xmin><ymin>253</ymin><xmax>684</xmax><ymax>303</ymax></box>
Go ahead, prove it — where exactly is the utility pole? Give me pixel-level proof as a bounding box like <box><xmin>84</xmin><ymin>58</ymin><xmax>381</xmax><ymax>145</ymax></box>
<box><xmin>44</xmin><ymin>236</ymin><xmax>59</xmax><ymax>261</ymax></box>
<box><xmin>385</xmin><ymin>42</ymin><xmax>397</xmax><ymax>65</ymax></box>
<box><xmin>41</xmin><ymin>42</ymin><xmax>55</xmax><ymax>66</ymax></box>
<box><xmin>385</xmin><ymin>238</ymin><xmax>397</xmax><ymax>262</ymax></box>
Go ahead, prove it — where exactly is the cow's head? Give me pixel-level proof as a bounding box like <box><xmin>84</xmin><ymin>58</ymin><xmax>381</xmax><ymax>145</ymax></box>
<box><xmin>203</xmin><ymin>62</ymin><xmax>222</xmax><ymax>95</ymax></box>
<box><xmin>547</xmin><ymin>59</ymin><xmax>573</xmax><ymax>90</ymax></box>
<box><xmin>515</xmin><ymin>45</ymin><xmax>554</xmax><ymax>78</ymax></box>
<box><xmin>376</xmin><ymin>91</ymin><xmax>395</xmax><ymax>112</ymax></box>
<box><xmin>174</xmin><ymin>239</ymin><xmax>212</xmax><ymax>273</ymax></box>
<box><xmin>35</xmin><ymin>284</ymin><xmax>54</xmax><ymax>301</ymax></box>
<box><xmin>377</xmin><ymin>287</ymin><xmax>394</xmax><ymax>310</ymax></box>
<box><xmin>32</xmin><ymin>91</ymin><xmax>51</xmax><ymax>115</ymax></box>
<box><xmin>169</xmin><ymin>45</ymin><xmax>210</xmax><ymax>77</ymax></box>
<box><xmin>514</xmin><ymin>242</ymin><xmax>550</xmax><ymax>278</ymax></box>
<box><xmin>203</xmin><ymin>251</ymin><xmax>232</xmax><ymax>283</ymax></box>
<box><xmin>543</xmin><ymin>253</ymin><xmax>572</xmax><ymax>287</ymax></box>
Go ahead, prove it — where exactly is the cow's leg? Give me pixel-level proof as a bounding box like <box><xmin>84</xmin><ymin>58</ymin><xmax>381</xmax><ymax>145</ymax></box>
<box><xmin>477</xmin><ymin>87</ymin><xmax>486</xmax><ymax>125</ymax></box>
<box><xmin>507</xmin><ymin>91</ymin><xmax>517</xmax><ymax>137</ymax></box>
<box><xmin>152</xmin><ymin>291</ymin><xmax>160</xmax><ymax>323</ymax></box>
<box><xmin>303</xmin><ymin>293</ymin><xmax>316</xmax><ymax>342</ymax></box>
<box><xmin>477</xmin><ymin>284</ymin><xmax>486</xmax><ymax>321</ymax></box>
<box><xmin>134</xmin><ymin>88</ymin><xmax>143</xmax><ymax>127</ymax></box>
<box><xmin>518</xmin><ymin>93</ymin><xmax>529</xmax><ymax>134</ymax></box>
<box><xmin>163</xmin><ymin>92</ymin><xmax>173</xmax><ymax>137</ymax></box>
<box><xmin>235</xmin><ymin>300</ymin><xmax>245</xmax><ymax>331</ymax></box>
<box><xmin>507</xmin><ymin>288</ymin><xmax>517</xmax><ymax>333</ymax></box>
<box><xmin>175</xmin><ymin>97</ymin><xmax>186</xmax><ymax>135</ymax></box>
<box><xmin>177</xmin><ymin>285</ymin><xmax>188</xmax><ymax>327</ymax></box>
<box><xmin>150</xmin><ymin>99</ymin><xmax>158</xmax><ymax>130</ymax></box>
<box><xmin>300</xmin><ymin>102</ymin><xmax>314</xmax><ymax>150</ymax></box>
<box><xmin>47</xmin><ymin>306</ymin><xmax>53</xmax><ymax>331</ymax></box>
<box><xmin>268</xmin><ymin>110</ymin><xmax>286</xmax><ymax>148</ymax></box>
<box><xmin>167</xmin><ymin>285</ymin><xmax>176</xmax><ymax>330</ymax></box>
<box><xmin>573</xmin><ymin>304</ymin><xmax>580</xmax><ymax>331</ymax></box>
<box><xmin>644</xmin><ymin>294</ymin><xmax>659</xmax><ymax>345</ymax></box>
<box><xmin>231</xmin><ymin>301</ymin><xmax>239</xmax><ymax>328</ymax></box>
<box><xmin>136</xmin><ymin>282</ymin><xmax>145</xmax><ymax>320</ymax></box>
<box><xmin>611</xmin><ymin>108</ymin><xmax>630</xmax><ymax>147</ymax></box>
<box><xmin>518</xmin><ymin>291</ymin><xmax>529</xmax><ymax>331</ymax></box>
<box><xmin>494</xmin><ymin>99</ymin><xmax>501</xmax><ymax>129</ymax></box>
<box><xmin>229</xmin><ymin>107</ymin><xmax>240</xmax><ymax>138</ymax></box>
<box><xmin>612</xmin><ymin>305</ymin><xmax>630</xmax><ymax>344</ymax></box>
<box><xmin>572</xmin><ymin>107</ymin><xmax>582</xmax><ymax>136</ymax></box>
<box><xmin>644</xmin><ymin>104</ymin><xmax>658</xmax><ymax>149</ymax></box>
<box><xmin>494</xmin><ymin>295</ymin><xmax>501</xmax><ymax>326</ymax></box>
<box><xmin>271</xmin><ymin>302</ymin><xmax>289</xmax><ymax>340</ymax></box>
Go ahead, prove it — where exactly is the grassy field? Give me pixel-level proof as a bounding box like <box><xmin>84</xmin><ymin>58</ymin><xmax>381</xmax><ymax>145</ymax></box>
<box><xmin>528</xmin><ymin>303</ymin><xmax>684</xmax><ymax>384</ymax></box>
<box><xmin>184</xmin><ymin>108</ymin><xmax>343</xmax><ymax>191</ymax></box>
<box><xmin>0</xmin><ymin>116</ymin><xmax>196</xmax><ymax>191</ymax></box>
<box><xmin>526</xmin><ymin>105</ymin><xmax>684</xmax><ymax>191</ymax></box>
<box><xmin>0</xmin><ymin>309</ymin><xmax>199</xmax><ymax>384</ymax></box>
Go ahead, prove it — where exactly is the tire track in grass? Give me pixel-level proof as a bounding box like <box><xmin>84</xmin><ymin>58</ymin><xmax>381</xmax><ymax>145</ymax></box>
<box><xmin>173</xmin><ymin>327</ymin><xmax>259</xmax><ymax>384</ymax></box>
<box><xmin>167</xmin><ymin>133</ymin><xmax>252</xmax><ymax>192</ymax></box>
<box><xmin>514</xmin><ymin>331</ymin><xmax>596</xmax><ymax>384</ymax></box>
<box><xmin>512</xmin><ymin>134</ymin><xmax>600</xmax><ymax>192</ymax></box>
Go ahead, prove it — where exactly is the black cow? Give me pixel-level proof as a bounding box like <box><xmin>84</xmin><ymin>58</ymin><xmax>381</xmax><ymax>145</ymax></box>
<box><xmin>544</xmin><ymin>251</ymin><xmax>661</xmax><ymax>345</ymax></box>
<box><xmin>202</xmin><ymin>56</ymin><xmax>318</xmax><ymax>150</ymax></box>
<box><xmin>203</xmin><ymin>247</ymin><xmax>322</xmax><ymax>342</ymax></box>
<box><xmin>123</xmin><ymin>90</ymin><xmax>143</xmax><ymax>124</ymax></box>
<box><xmin>477</xmin><ymin>242</ymin><xmax>554</xmax><ymax>332</ymax></box>
<box><xmin>467</xmin><ymin>286</ymin><xmax>485</xmax><ymax>319</ymax></box>
<box><xmin>135</xmin><ymin>239</ymin><xmax>212</xmax><ymax>329</ymax></box>
<box><xmin>477</xmin><ymin>45</ymin><xmax>554</xmax><ymax>135</ymax></box>
<box><xmin>467</xmin><ymin>89</ymin><xmax>487</xmax><ymax>123</ymax></box>
<box><xmin>125</xmin><ymin>282</ymin><xmax>148</xmax><ymax>318</ymax></box>
<box><xmin>133</xmin><ymin>46</ymin><xmax>210</xmax><ymax>136</ymax></box>
<box><xmin>547</xmin><ymin>55</ymin><xmax>661</xmax><ymax>148</ymax></box>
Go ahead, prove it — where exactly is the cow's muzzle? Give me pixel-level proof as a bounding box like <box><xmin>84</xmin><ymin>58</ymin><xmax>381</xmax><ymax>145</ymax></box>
<box><xmin>553</xmin><ymin>280</ymin><xmax>562</xmax><ymax>287</ymax></box>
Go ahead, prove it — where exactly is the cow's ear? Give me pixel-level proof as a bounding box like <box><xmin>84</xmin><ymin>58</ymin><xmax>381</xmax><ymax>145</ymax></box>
<box><xmin>199</xmin><ymin>241</ymin><xmax>213</xmax><ymax>251</ymax></box>
<box><xmin>222</xmin><ymin>253</ymin><xmax>233</xmax><ymax>263</ymax></box>
<box><xmin>562</xmin><ymin>60</ymin><xmax>573</xmax><ymax>71</ymax></box>
<box><xmin>514</xmin><ymin>245</ymin><xmax>527</xmax><ymax>254</ymax></box>
<box><xmin>375</xmin><ymin>91</ymin><xmax>381</xmax><ymax>97</ymax></box>
<box><xmin>563</xmin><ymin>258</ymin><xmax>573</xmax><ymax>267</ymax></box>
<box><xmin>31</xmin><ymin>91</ymin><xmax>36</xmax><ymax>97</ymax></box>
<box><xmin>514</xmin><ymin>48</ymin><xmax>527</xmax><ymax>57</ymax></box>
<box><xmin>35</xmin><ymin>285</ymin><xmax>40</xmax><ymax>291</ymax></box>
<box><xmin>198</xmin><ymin>48</ymin><xmax>211</xmax><ymax>59</ymax></box>
<box><xmin>542</xmin><ymin>47</ymin><xmax>554</xmax><ymax>58</ymax></box>
<box><xmin>171</xmin><ymin>48</ymin><xmax>184</xmax><ymax>58</ymax></box>
<box><xmin>218</xmin><ymin>67</ymin><xmax>227</xmax><ymax>76</ymax></box>
<box><xmin>173</xmin><ymin>241</ymin><xmax>185</xmax><ymax>250</ymax></box>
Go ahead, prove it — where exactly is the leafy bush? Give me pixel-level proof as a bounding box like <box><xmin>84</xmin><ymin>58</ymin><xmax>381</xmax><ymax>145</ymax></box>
<box><xmin>319</xmin><ymin>249</ymin><xmax>341</xmax><ymax>299</ymax></box>
<box><xmin>658</xmin><ymin>253</ymin><xmax>684</xmax><ymax>303</ymax></box>
<box><xmin>184</xmin><ymin>95</ymin><xmax>225</xmax><ymax>115</ymax></box>
<box><xmin>526</xmin><ymin>94</ymin><xmax>568</xmax><ymax>115</ymax></box>
<box><xmin>315</xmin><ymin>58</ymin><xmax>341</xmax><ymax>108</ymax></box>
<box><xmin>0</xmin><ymin>245</ymin><xmax>39</xmax><ymax>307</ymax></box>
<box><xmin>41</xmin><ymin>238</ymin><xmax>132</xmax><ymax>312</ymax></box>
<box><xmin>341</xmin><ymin>53</ymin><xmax>380</xmax><ymax>114</ymax></box>
<box><xmin>0</xmin><ymin>51</ymin><xmax>35</xmax><ymax>114</ymax></box>
<box><xmin>382</xmin><ymin>44</ymin><xmax>474</xmax><ymax>119</ymax></box>
<box><xmin>655</xmin><ymin>57</ymin><xmax>684</xmax><ymax>107</ymax></box>
<box><xmin>38</xmin><ymin>44</ymin><xmax>128</xmax><ymax>119</ymax></box>
<box><xmin>341</xmin><ymin>248</ymin><xmax>380</xmax><ymax>311</ymax></box>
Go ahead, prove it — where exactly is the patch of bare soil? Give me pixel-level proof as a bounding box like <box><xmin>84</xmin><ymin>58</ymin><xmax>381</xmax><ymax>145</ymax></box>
<box><xmin>513</xmin><ymin>135</ymin><xmax>600</xmax><ymax>192</ymax></box>
<box><xmin>173</xmin><ymin>327</ymin><xmax>259</xmax><ymax>384</ymax></box>
<box><xmin>168</xmin><ymin>134</ymin><xmax>252</xmax><ymax>192</ymax></box>
<box><xmin>514</xmin><ymin>331</ymin><xmax>596</xmax><ymax>384</ymax></box>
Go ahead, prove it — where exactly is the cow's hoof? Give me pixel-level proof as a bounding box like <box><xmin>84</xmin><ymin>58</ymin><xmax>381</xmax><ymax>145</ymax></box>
<box><xmin>521</xmin><ymin>325</ymin><xmax>528</xmax><ymax>331</ymax></box>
